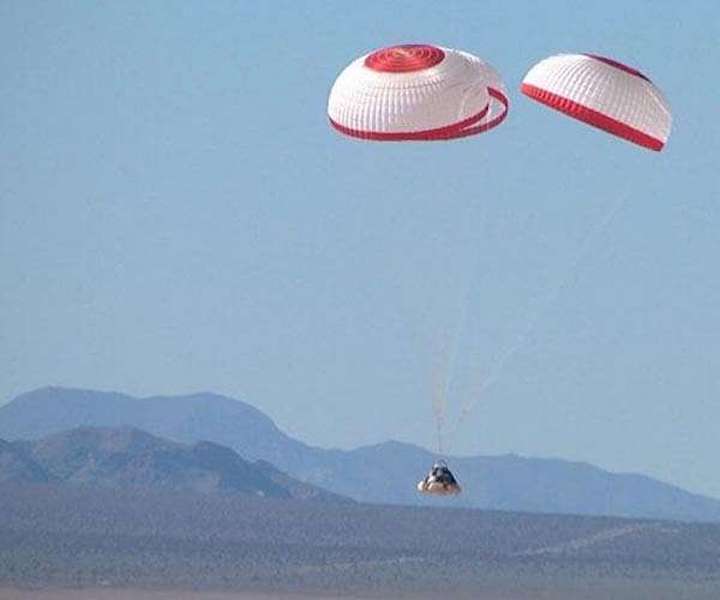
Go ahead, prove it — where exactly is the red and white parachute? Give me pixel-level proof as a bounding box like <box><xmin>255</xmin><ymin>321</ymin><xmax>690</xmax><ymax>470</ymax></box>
<box><xmin>328</xmin><ymin>44</ymin><xmax>508</xmax><ymax>141</ymax></box>
<box><xmin>325</xmin><ymin>47</ymin><xmax>673</xmax><ymax>480</ymax></box>
<box><xmin>521</xmin><ymin>53</ymin><xmax>671</xmax><ymax>151</ymax></box>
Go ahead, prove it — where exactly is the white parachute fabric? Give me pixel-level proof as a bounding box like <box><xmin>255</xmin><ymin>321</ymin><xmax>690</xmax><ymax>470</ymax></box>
<box><xmin>328</xmin><ymin>44</ymin><xmax>508</xmax><ymax>141</ymax></box>
<box><xmin>521</xmin><ymin>53</ymin><xmax>671</xmax><ymax>151</ymax></box>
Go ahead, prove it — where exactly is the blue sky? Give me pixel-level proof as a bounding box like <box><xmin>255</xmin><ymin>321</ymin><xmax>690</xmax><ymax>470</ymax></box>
<box><xmin>2</xmin><ymin>1</ymin><xmax>719</xmax><ymax>496</ymax></box>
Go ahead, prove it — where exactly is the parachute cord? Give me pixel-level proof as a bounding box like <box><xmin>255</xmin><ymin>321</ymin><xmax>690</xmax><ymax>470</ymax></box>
<box><xmin>443</xmin><ymin>192</ymin><xmax>630</xmax><ymax>449</ymax></box>
<box><xmin>436</xmin><ymin>418</ymin><xmax>445</xmax><ymax>455</ymax></box>
<box><xmin>429</xmin><ymin>200</ymin><xmax>487</xmax><ymax>455</ymax></box>
<box><xmin>431</xmin><ymin>341</ymin><xmax>448</xmax><ymax>455</ymax></box>
<box><xmin>433</xmin><ymin>281</ymin><xmax>470</xmax><ymax>453</ymax></box>
<box><xmin>434</xmin><ymin>394</ymin><xmax>446</xmax><ymax>455</ymax></box>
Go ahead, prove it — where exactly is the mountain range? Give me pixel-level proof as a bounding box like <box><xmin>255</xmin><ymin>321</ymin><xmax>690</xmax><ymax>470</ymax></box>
<box><xmin>0</xmin><ymin>425</ymin><xmax>347</xmax><ymax>501</ymax></box>
<box><xmin>1</xmin><ymin>386</ymin><xmax>719</xmax><ymax>522</ymax></box>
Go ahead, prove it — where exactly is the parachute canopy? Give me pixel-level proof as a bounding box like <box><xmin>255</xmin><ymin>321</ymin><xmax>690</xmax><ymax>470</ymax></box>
<box><xmin>417</xmin><ymin>460</ymin><xmax>462</xmax><ymax>496</ymax></box>
<box><xmin>521</xmin><ymin>53</ymin><xmax>671</xmax><ymax>151</ymax></box>
<box><xmin>328</xmin><ymin>44</ymin><xmax>508</xmax><ymax>141</ymax></box>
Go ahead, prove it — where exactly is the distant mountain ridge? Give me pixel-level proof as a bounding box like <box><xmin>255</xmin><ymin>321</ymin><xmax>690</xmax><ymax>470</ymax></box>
<box><xmin>0</xmin><ymin>387</ymin><xmax>306</xmax><ymax>466</ymax></box>
<box><xmin>0</xmin><ymin>426</ymin><xmax>349</xmax><ymax>502</ymax></box>
<box><xmin>2</xmin><ymin>386</ymin><xmax>720</xmax><ymax>522</ymax></box>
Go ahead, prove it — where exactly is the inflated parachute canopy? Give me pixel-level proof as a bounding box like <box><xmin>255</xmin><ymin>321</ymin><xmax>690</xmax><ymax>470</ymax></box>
<box><xmin>521</xmin><ymin>53</ymin><xmax>671</xmax><ymax>151</ymax></box>
<box><xmin>328</xmin><ymin>44</ymin><xmax>508</xmax><ymax>141</ymax></box>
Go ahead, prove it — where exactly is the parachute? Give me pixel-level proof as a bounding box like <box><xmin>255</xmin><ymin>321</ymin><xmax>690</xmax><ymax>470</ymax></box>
<box><xmin>521</xmin><ymin>53</ymin><xmax>672</xmax><ymax>151</ymax></box>
<box><xmin>328</xmin><ymin>44</ymin><xmax>508</xmax><ymax>141</ymax></box>
<box><xmin>417</xmin><ymin>460</ymin><xmax>462</xmax><ymax>496</ymax></box>
<box><xmin>326</xmin><ymin>45</ymin><xmax>670</xmax><ymax>496</ymax></box>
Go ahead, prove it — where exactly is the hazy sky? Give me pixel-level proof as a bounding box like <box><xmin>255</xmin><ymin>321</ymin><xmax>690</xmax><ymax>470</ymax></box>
<box><xmin>2</xmin><ymin>1</ymin><xmax>719</xmax><ymax>496</ymax></box>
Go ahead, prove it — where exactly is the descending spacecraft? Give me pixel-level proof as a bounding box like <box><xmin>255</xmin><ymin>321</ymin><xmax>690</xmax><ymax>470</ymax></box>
<box><xmin>417</xmin><ymin>460</ymin><xmax>462</xmax><ymax>496</ymax></box>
